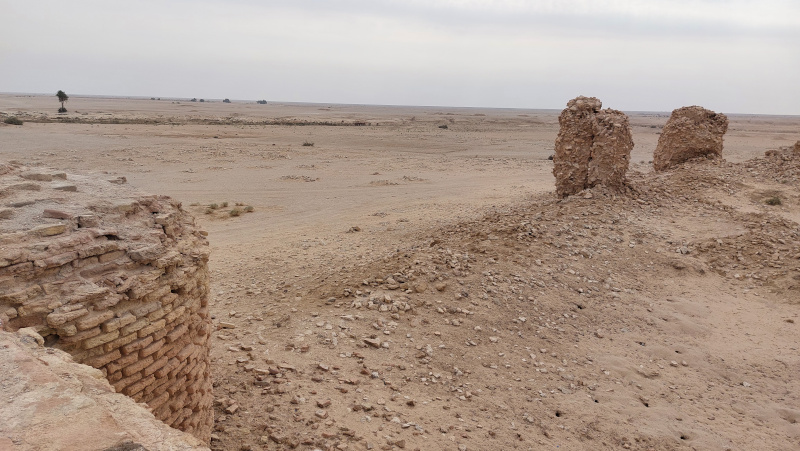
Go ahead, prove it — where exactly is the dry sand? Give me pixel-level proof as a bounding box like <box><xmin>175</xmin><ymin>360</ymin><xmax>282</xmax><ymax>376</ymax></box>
<box><xmin>2</xmin><ymin>94</ymin><xmax>800</xmax><ymax>450</ymax></box>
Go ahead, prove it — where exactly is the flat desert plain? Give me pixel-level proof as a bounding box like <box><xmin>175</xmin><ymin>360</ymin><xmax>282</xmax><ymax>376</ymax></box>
<box><xmin>2</xmin><ymin>94</ymin><xmax>800</xmax><ymax>451</ymax></box>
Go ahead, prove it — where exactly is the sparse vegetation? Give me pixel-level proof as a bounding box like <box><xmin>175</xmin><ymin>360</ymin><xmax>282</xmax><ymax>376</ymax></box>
<box><xmin>199</xmin><ymin>99</ymin><xmax>205</xmax><ymax>103</ymax></box>
<box><xmin>223</xmin><ymin>98</ymin><xmax>231</xmax><ymax>103</ymax></box>
<box><xmin>191</xmin><ymin>98</ymin><xmax>197</xmax><ymax>102</ymax></box>
<box><xmin>208</xmin><ymin>203</ymin><xmax>219</xmax><ymax>210</ymax></box>
<box><xmin>56</xmin><ymin>90</ymin><xmax>69</xmax><ymax>113</ymax></box>
<box><xmin>221</xmin><ymin>201</ymin><xmax>229</xmax><ymax>208</ymax></box>
<box><xmin>765</xmin><ymin>196</ymin><xmax>782</xmax><ymax>206</ymax></box>
<box><xmin>302</xmin><ymin>141</ymin><xmax>314</xmax><ymax>147</ymax></box>
<box><xmin>256</xmin><ymin>100</ymin><xmax>267</xmax><ymax>104</ymax></box>
<box><xmin>243</xmin><ymin>205</ymin><xmax>254</xmax><ymax>213</ymax></box>
<box><xmin>3</xmin><ymin>117</ymin><xmax>23</xmax><ymax>125</ymax></box>
<box><xmin>229</xmin><ymin>208</ymin><xmax>241</xmax><ymax>217</ymax></box>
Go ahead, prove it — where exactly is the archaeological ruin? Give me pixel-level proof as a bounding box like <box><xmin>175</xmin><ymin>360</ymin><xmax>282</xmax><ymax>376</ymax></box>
<box><xmin>653</xmin><ymin>106</ymin><xmax>729</xmax><ymax>171</ymax></box>
<box><xmin>0</xmin><ymin>163</ymin><xmax>213</xmax><ymax>443</ymax></box>
<box><xmin>553</xmin><ymin>96</ymin><xmax>634</xmax><ymax>197</ymax></box>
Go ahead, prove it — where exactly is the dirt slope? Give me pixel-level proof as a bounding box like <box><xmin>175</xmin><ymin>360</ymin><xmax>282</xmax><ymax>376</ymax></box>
<box><xmin>207</xmin><ymin>151</ymin><xmax>800</xmax><ymax>451</ymax></box>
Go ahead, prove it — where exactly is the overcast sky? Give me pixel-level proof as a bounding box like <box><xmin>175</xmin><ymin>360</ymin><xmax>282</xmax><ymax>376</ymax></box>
<box><xmin>2</xmin><ymin>0</ymin><xmax>799</xmax><ymax>114</ymax></box>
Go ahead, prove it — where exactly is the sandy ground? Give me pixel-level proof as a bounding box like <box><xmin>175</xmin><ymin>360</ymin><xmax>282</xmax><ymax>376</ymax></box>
<box><xmin>2</xmin><ymin>94</ymin><xmax>800</xmax><ymax>450</ymax></box>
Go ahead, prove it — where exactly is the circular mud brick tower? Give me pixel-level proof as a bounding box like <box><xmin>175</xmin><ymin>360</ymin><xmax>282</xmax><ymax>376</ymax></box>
<box><xmin>0</xmin><ymin>163</ymin><xmax>213</xmax><ymax>442</ymax></box>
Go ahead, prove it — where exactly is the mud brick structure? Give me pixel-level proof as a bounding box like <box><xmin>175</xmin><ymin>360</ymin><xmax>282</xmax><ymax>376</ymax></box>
<box><xmin>553</xmin><ymin>96</ymin><xmax>634</xmax><ymax>197</ymax></box>
<box><xmin>0</xmin><ymin>163</ymin><xmax>213</xmax><ymax>442</ymax></box>
<box><xmin>653</xmin><ymin>106</ymin><xmax>729</xmax><ymax>171</ymax></box>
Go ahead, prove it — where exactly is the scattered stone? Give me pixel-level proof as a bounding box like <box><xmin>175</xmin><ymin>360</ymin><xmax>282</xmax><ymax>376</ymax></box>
<box><xmin>364</xmin><ymin>338</ymin><xmax>382</xmax><ymax>348</ymax></box>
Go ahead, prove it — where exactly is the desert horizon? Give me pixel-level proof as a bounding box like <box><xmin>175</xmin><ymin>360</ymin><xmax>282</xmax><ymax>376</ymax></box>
<box><xmin>2</xmin><ymin>92</ymin><xmax>800</xmax><ymax>450</ymax></box>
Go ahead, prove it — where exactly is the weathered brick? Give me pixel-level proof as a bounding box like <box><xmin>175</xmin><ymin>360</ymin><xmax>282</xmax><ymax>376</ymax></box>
<box><xmin>155</xmin><ymin>357</ymin><xmax>181</xmax><ymax>379</ymax></box>
<box><xmin>151</xmin><ymin>326</ymin><xmax>169</xmax><ymax>342</ymax></box>
<box><xmin>58</xmin><ymin>326</ymin><xmax>102</xmax><ymax>344</ymax></box>
<box><xmin>57</xmin><ymin>324</ymin><xmax>78</xmax><ymax>337</ymax></box>
<box><xmin>122</xmin><ymin>355</ymin><xmax>154</xmax><ymax>377</ymax></box>
<box><xmin>107</xmin><ymin>370</ymin><xmax>123</xmax><ymax>383</ymax></box>
<box><xmin>143</xmin><ymin>285</ymin><xmax>171</xmax><ymax>304</ymax></box>
<box><xmin>138</xmin><ymin>319</ymin><xmax>166</xmax><ymax>338</ymax></box>
<box><xmin>139</xmin><ymin>338</ymin><xmax>165</xmax><ymax>358</ymax></box>
<box><xmin>101</xmin><ymin>312</ymin><xmax>136</xmax><ymax>333</ymax></box>
<box><xmin>146</xmin><ymin>306</ymin><xmax>171</xmax><ymax>322</ymax></box>
<box><xmin>130</xmin><ymin>302</ymin><xmax>161</xmax><ymax>318</ymax></box>
<box><xmin>164</xmin><ymin>305</ymin><xmax>186</xmax><ymax>324</ymax></box>
<box><xmin>165</xmin><ymin>323</ymin><xmax>188</xmax><ymax>344</ymax></box>
<box><xmin>103</xmin><ymin>332</ymin><xmax>139</xmax><ymax>353</ymax></box>
<box><xmin>46</xmin><ymin>308</ymin><xmax>89</xmax><ymax>327</ymax></box>
<box><xmin>112</xmin><ymin>371</ymin><xmax>143</xmax><ymax>393</ymax></box>
<box><xmin>143</xmin><ymin>355</ymin><xmax>169</xmax><ymax>376</ymax></box>
<box><xmin>106</xmin><ymin>352</ymin><xmax>139</xmax><ymax>374</ymax></box>
<box><xmin>76</xmin><ymin>310</ymin><xmax>115</xmax><ymax>331</ymax></box>
<box><xmin>121</xmin><ymin>336</ymin><xmax>154</xmax><ymax>355</ymax></box>
<box><xmin>169</xmin><ymin>391</ymin><xmax>188</xmax><ymax>412</ymax></box>
<box><xmin>160</xmin><ymin>292</ymin><xmax>179</xmax><ymax>306</ymax></box>
<box><xmin>176</xmin><ymin>343</ymin><xmax>195</xmax><ymax>361</ymax></box>
<box><xmin>120</xmin><ymin>318</ymin><xmax>149</xmax><ymax>336</ymax></box>
<box><xmin>166</xmin><ymin>375</ymin><xmax>186</xmax><ymax>395</ymax></box>
<box><xmin>83</xmin><ymin>330</ymin><xmax>120</xmax><ymax>350</ymax></box>
<box><xmin>123</xmin><ymin>374</ymin><xmax>155</xmax><ymax>397</ymax></box>
<box><xmin>148</xmin><ymin>391</ymin><xmax>171</xmax><ymax>411</ymax></box>
<box><xmin>83</xmin><ymin>349</ymin><xmax>121</xmax><ymax>369</ymax></box>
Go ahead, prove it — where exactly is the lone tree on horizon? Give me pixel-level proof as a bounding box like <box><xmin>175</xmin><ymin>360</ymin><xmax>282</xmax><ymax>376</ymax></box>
<box><xmin>56</xmin><ymin>90</ymin><xmax>69</xmax><ymax>113</ymax></box>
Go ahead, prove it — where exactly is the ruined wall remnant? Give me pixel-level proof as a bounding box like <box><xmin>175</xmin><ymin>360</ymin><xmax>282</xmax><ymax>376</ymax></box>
<box><xmin>553</xmin><ymin>96</ymin><xmax>634</xmax><ymax>197</ymax></box>
<box><xmin>653</xmin><ymin>106</ymin><xmax>729</xmax><ymax>171</ymax></box>
<box><xmin>0</xmin><ymin>329</ymin><xmax>210</xmax><ymax>451</ymax></box>
<box><xmin>0</xmin><ymin>163</ymin><xmax>213</xmax><ymax>442</ymax></box>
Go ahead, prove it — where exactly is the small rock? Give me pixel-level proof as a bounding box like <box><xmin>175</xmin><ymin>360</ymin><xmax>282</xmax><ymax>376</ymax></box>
<box><xmin>364</xmin><ymin>338</ymin><xmax>381</xmax><ymax>348</ymax></box>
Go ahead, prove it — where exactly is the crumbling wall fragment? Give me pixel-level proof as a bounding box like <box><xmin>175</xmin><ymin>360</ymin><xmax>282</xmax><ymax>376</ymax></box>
<box><xmin>553</xmin><ymin>96</ymin><xmax>633</xmax><ymax>197</ymax></box>
<box><xmin>0</xmin><ymin>163</ymin><xmax>213</xmax><ymax>443</ymax></box>
<box><xmin>653</xmin><ymin>106</ymin><xmax>729</xmax><ymax>171</ymax></box>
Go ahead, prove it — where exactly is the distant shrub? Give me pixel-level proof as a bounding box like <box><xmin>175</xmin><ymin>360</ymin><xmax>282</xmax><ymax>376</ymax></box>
<box><xmin>229</xmin><ymin>208</ymin><xmax>241</xmax><ymax>217</ymax></box>
<box><xmin>191</xmin><ymin>98</ymin><xmax>197</xmax><ymax>102</ymax></box>
<box><xmin>243</xmin><ymin>205</ymin><xmax>254</xmax><ymax>213</ymax></box>
<box><xmin>765</xmin><ymin>196</ymin><xmax>782</xmax><ymax>206</ymax></box>
<box><xmin>58</xmin><ymin>107</ymin><xmax>67</xmax><ymax>113</ymax></box>
<box><xmin>223</xmin><ymin>98</ymin><xmax>231</xmax><ymax>103</ymax></box>
<box><xmin>150</xmin><ymin>97</ymin><xmax>156</xmax><ymax>100</ymax></box>
<box><xmin>199</xmin><ymin>99</ymin><xmax>205</xmax><ymax>102</ymax></box>
<box><xmin>3</xmin><ymin>117</ymin><xmax>23</xmax><ymax>125</ymax></box>
<box><xmin>438</xmin><ymin>124</ymin><xmax>448</xmax><ymax>129</ymax></box>
<box><xmin>256</xmin><ymin>100</ymin><xmax>267</xmax><ymax>104</ymax></box>
<box><xmin>221</xmin><ymin>201</ymin><xmax>228</xmax><ymax>208</ymax></box>
<box><xmin>302</xmin><ymin>141</ymin><xmax>314</xmax><ymax>147</ymax></box>
<box><xmin>209</xmin><ymin>203</ymin><xmax>218</xmax><ymax>210</ymax></box>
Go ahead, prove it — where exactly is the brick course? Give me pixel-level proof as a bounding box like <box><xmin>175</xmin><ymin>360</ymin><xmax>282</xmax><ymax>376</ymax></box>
<box><xmin>0</xmin><ymin>164</ymin><xmax>213</xmax><ymax>443</ymax></box>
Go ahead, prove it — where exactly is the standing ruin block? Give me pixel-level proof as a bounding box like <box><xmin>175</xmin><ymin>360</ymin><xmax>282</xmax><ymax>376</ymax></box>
<box><xmin>0</xmin><ymin>163</ymin><xmax>213</xmax><ymax>443</ymax></box>
<box><xmin>653</xmin><ymin>106</ymin><xmax>729</xmax><ymax>171</ymax></box>
<box><xmin>553</xmin><ymin>96</ymin><xmax>633</xmax><ymax>197</ymax></box>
